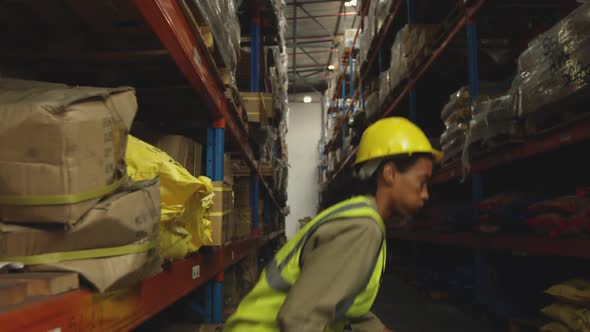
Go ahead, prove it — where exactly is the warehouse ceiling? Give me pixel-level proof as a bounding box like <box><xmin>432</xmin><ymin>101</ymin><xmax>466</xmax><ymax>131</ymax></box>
<box><xmin>286</xmin><ymin>0</ymin><xmax>358</xmax><ymax>94</ymax></box>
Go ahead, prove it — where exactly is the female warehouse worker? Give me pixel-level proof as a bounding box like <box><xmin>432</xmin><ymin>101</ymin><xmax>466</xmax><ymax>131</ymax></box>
<box><xmin>224</xmin><ymin>117</ymin><xmax>441</xmax><ymax>332</ymax></box>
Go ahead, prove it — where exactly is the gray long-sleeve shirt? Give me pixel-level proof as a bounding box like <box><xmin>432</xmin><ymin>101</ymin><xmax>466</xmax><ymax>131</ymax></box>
<box><xmin>277</xmin><ymin>216</ymin><xmax>386</xmax><ymax>332</ymax></box>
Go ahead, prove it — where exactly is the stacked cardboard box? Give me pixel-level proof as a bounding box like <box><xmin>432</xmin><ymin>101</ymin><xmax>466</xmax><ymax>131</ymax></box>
<box><xmin>208</xmin><ymin>153</ymin><xmax>235</xmax><ymax>246</ymax></box>
<box><xmin>0</xmin><ymin>79</ymin><xmax>161</xmax><ymax>292</ymax></box>
<box><xmin>152</xmin><ymin>135</ymin><xmax>203</xmax><ymax>177</ymax></box>
<box><xmin>233</xmin><ymin>177</ymin><xmax>252</xmax><ymax>239</ymax></box>
<box><xmin>241</xmin><ymin>92</ymin><xmax>273</xmax><ymax>125</ymax></box>
<box><xmin>210</xmin><ymin>181</ymin><xmax>234</xmax><ymax>246</ymax></box>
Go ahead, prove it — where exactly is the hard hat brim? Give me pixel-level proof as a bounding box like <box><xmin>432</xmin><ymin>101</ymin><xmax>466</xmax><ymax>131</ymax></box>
<box><xmin>354</xmin><ymin>148</ymin><xmax>444</xmax><ymax>166</ymax></box>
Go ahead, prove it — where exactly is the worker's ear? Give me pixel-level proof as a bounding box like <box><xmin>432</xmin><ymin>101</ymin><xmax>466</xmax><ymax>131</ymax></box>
<box><xmin>381</xmin><ymin>161</ymin><xmax>397</xmax><ymax>186</ymax></box>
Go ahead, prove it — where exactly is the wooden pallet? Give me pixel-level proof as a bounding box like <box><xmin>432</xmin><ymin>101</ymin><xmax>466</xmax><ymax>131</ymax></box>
<box><xmin>176</xmin><ymin>0</ymin><xmax>213</xmax><ymax>50</ymax></box>
<box><xmin>177</xmin><ymin>0</ymin><xmax>232</xmax><ymax>88</ymax></box>
<box><xmin>0</xmin><ymin>272</ymin><xmax>79</xmax><ymax>309</ymax></box>
<box><xmin>226</xmin><ymin>86</ymin><xmax>248</xmax><ymax>130</ymax></box>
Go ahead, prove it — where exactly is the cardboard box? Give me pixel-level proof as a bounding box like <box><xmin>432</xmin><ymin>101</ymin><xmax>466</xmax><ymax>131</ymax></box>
<box><xmin>224</xmin><ymin>154</ymin><xmax>234</xmax><ymax>185</ymax></box>
<box><xmin>30</xmin><ymin>239</ymin><xmax>162</xmax><ymax>293</ymax></box>
<box><xmin>235</xmin><ymin>207</ymin><xmax>252</xmax><ymax>239</ymax></box>
<box><xmin>209</xmin><ymin>213</ymin><xmax>232</xmax><ymax>246</ymax></box>
<box><xmin>0</xmin><ymin>179</ymin><xmax>160</xmax><ymax>257</ymax></box>
<box><xmin>0</xmin><ymin>79</ymin><xmax>137</xmax><ymax>224</ymax></box>
<box><xmin>209</xmin><ymin>181</ymin><xmax>233</xmax><ymax>246</ymax></box>
<box><xmin>153</xmin><ymin>135</ymin><xmax>203</xmax><ymax>177</ymax></box>
<box><xmin>212</xmin><ymin>181</ymin><xmax>233</xmax><ymax>214</ymax></box>
<box><xmin>234</xmin><ymin>177</ymin><xmax>251</xmax><ymax>208</ymax></box>
<box><xmin>241</xmin><ymin>92</ymin><xmax>272</xmax><ymax>124</ymax></box>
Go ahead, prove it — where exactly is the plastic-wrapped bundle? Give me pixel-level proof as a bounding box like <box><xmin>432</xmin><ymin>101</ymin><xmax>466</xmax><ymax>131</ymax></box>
<box><xmin>512</xmin><ymin>3</ymin><xmax>590</xmax><ymax>117</ymax></box>
<box><xmin>375</xmin><ymin>0</ymin><xmax>394</xmax><ymax>34</ymax></box>
<box><xmin>440</xmin><ymin>122</ymin><xmax>469</xmax><ymax>147</ymax></box>
<box><xmin>378</xmin><ymin>70</ymin><xmax>392</xmax><ymax>109</ymax></box>
<box><xmin>364</xmin><ymin>91</ymin><xmax>380</xmax><ymax>119</ymax></box>
<box><xmin>390</xmin><ymin>25</ymin><xmax>441</xmax><ymax>91</ymax></box>
<box><xmin>441</xmin><ymin>135</ymin><xmax>467</xmax><ymax>165</ymax></box>
<box><xmin>359</xmin><ymin>29</ymin><xmax>373</xmax><ymax>67</ymax></box>
<box><xmin>439</xmin><ymin>87</ymin><xmax>471</xmax><ymax>164</ymax></box>
<box><xmin>469</xmin><ymin>91</ymin><xmax>521</xmax><ymax>144</ymax></box>
<box><xmin>193</xmin><ymin>0</ymin><xmax>240</xmax><ymax>86</ymax></box>
<box><xmin>441</xmin><ymin>87</ymin><xmax>471</xmax><ymax>128</ymax></box>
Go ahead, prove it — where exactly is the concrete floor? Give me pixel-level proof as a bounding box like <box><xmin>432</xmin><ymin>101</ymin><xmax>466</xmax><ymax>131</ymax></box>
<box><xmin>372</xmin><ymin>274</ymin><xmax>497</xmax><ymax>332</ymax></box>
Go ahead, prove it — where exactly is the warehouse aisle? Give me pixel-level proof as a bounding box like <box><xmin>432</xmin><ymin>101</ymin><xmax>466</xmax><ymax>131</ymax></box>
<box><xmin>373</xmin><ymin>274</ymin><xmax>495</xmax><ymax>332</ymax></box>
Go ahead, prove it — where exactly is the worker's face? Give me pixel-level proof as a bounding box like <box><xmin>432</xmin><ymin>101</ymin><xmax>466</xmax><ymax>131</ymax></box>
<box><xmin>387</xmin><ymin>157</ymin><xmax>433</xmax><ymax>216</ymax></box>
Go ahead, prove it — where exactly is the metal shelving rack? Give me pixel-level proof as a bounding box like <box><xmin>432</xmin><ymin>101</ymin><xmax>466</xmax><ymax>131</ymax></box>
<box><xmin>323</xmin><ymin>0</ymin><xmax>487</xmax><ymax>188</ymax></box>
<box><xmin>321</xmin><ymin>0</ymin><xmax>590</xmax><ymax>313</ymax></box>
<box><xmin>0</xmin><ymin>0</ymin><xmax>286</xmax><ymax>330</ymax></box>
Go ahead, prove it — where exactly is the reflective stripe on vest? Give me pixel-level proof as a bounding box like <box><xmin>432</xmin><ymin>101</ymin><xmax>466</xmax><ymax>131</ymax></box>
<box><xmin>265</xmin><ymin>201</ymin><xmax>370</xmax><ymax>292</ymax></box>
<box><xmin>266</xmin><ymin>197</ymin><xmax>385</xmax><ymax>320</ymax></box>
<box><xmin>223</xmin><ymin>196</ymin><xmax>386</xmax><ymax>332</ymax></box>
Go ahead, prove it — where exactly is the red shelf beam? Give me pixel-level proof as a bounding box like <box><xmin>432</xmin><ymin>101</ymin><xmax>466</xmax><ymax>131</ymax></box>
<box><xmin>432</xmin><ymin>118</ymin><xmax>590</xmax><ymax>184</ymax></box>
<box><xmin>135</xmin><ymin>0</ymin><xmax>284</xmax><ymax>213</ymax></box>
<box><xmin>388</xmin><ymin>230</ymin><xmax>590</xmax><ymax>259</ymax></box>
<box><xmin>0</xmin><ymin>236</ymin><xmax>267</xmax><ymax>332</ymax></box>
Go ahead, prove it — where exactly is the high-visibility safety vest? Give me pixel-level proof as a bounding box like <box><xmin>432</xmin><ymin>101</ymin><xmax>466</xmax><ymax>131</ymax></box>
<box><xmin>224</xmin><ymin>196</ymin><xmax>387</xmax><ymax>332</ymax></box>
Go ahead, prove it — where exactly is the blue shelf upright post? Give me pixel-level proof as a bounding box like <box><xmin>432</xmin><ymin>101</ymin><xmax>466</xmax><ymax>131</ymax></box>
<box><xmin>407</xmin><ymin>0</ymin><xmax>417</xmax><ymax>123</ymax></box>
<box><xmin>466</xmin><ymin>18</ymin><xmax>487</xmax><ymax>306</ymax></box>
<box><xmin>251</xmin><ymin>1</ymin><xmax>262</xmax><ymax>235</ymax></box>
<box><xmin>206</xmin><ymin>113</ymin><xmax>226</xmax><ymax>323</ymax></box>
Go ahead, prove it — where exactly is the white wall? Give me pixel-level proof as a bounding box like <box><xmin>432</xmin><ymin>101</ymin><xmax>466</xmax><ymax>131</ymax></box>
<box><xmin>286</xmin><ymin>100</ymin><xmax>322</xmax><ymax>239</ymax></box>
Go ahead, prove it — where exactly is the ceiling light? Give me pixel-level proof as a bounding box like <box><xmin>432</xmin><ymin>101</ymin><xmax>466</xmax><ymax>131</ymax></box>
<box><xmin>344</xmin><ymin>1</ymin><xmax>353</xmax><ymax>7</ymax></box>
<box><xmin>303</xmin><ymin>96</ymin><xmax>312</xmax><ymax>103</ymax></box>
<box><xmin>328</xmin><ymin>64</ymin><xmax>335</xmax><ymax>70</ymax></box>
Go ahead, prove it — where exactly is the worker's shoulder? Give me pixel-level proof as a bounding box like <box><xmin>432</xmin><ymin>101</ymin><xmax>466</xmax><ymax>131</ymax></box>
<box><xmin>315</xmin><ymin>215</ymin><xmax>383</xmax><ymax>239</ymax></box>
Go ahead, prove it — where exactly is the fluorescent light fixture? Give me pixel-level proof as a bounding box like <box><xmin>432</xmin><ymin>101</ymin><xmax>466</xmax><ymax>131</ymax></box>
<box><xmin>328</xmin><ymin>64</ymin><xmax>335</xmax><ymax>70</ymax></box>
<box><xmin>303</xmin><ymin>96</ymin><xmax>312</xmax><ymax>103</ymax></box>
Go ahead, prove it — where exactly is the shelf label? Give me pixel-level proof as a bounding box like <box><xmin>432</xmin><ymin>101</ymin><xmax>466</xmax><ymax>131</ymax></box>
<box><xmin>192</xmin><ymin>265</ymin><xmax>200</xmax><ymax>279</ymax></box>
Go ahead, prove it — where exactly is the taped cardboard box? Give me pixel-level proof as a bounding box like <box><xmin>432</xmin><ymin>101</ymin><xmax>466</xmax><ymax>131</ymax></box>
<box><xmin>209</xmin><ymin>181</ymin><xmax>233</xmax><ymax>246</ymax></box>
<box><xmin>241</xmin><ymin>92</ymin><xmax>272</xmax><ymax>125</ymax></box>
<box><xmin>234</xmin><ymin>177</ymin><xmax>251</xmax><ymax>208</ymax></box>
<box><xmin>29</xmin><ymin>238</ymin><xmax>162</xmax><ymax>293</ymax></box>
<box><xmin>235</xmin><ymin>207</ymin><xmax>252</xmax><ymax>239</ymax></box>
<box><xmin>0</xmin><ymin>179</ymin><xmax>160</xmax><ymax>258</ymax></box>
<box><xmin>212</xmin><ymin>181</ymin><xmax>233</xmax><ymax>214</ymax></box>
<box><xmin>0</xmin><ymin>78</ymin><xmax>137</xmax><ymax>224</ymax></box>
<box><xmin>224</xmin><ymin>154</ymin><xmax>234</xmax><ymax>185</ymax></box>
<box><xmin>209</xmin><ymin>212</ymin><xmax>232</xmax><ymax>246</ymax></box>
<box><xmin>153</xmin><ymin>135</ymin><xmax>203</xmax><ymax>177</ymax></box>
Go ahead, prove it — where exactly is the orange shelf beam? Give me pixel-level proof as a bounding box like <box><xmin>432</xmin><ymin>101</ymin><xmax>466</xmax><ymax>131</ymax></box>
<box><xmin>0</xmin><ymin>235</ymin><xmax>280</xmax><ymax>332</ymax></box>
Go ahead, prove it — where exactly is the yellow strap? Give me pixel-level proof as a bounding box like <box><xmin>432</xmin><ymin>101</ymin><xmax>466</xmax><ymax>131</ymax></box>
<box><xmin>0</xmin><ymin>177</ymin><xmax>125</xmax><ymax>206</ymax></box>
<box><xmin>0</xmin><ymin>239</ymin><xmax>157</xmax><ymax>265</ymax></box>
<box><xmin>212</xmin><ymin>187</ymin><xmax>232</xmax><ymax>192</ymax></box>
<box><xmin>209</xmin><ymin>209</ymin><xmax>233</xmax><ymax>217</ymax></box>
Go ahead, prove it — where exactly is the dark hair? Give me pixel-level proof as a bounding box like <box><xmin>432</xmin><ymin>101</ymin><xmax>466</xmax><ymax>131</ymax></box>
<box><xmin>353</xmin><ymin>153</ymin><xmax>433</xmax><ymax>196</ymax></box>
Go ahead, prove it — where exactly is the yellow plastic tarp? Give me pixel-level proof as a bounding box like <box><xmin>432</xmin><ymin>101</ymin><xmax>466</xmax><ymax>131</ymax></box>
<box><xmin>542</xmin><ymin>303</ymin><xmax>590</xmax><ymax>332</ymax></box>
<box><xmin>547</xmin><ymin>280</ymin><xmax>590</xmax><ymax>306</ymax></box>
<box><xmin>541</xmin><ymin>322</ymin><xmax>573</xmax><ymax>332</ymax></box>
<box><xmin>126</xmin><ymin>135</ymin><xmax>213</xmax><ymax>259</ymax></box>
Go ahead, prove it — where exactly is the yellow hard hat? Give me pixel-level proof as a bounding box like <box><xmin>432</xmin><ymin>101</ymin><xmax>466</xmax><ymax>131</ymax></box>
<box><xmin>354</xmin><ymin>117</ymin><xmax>443</xmax><ymax>165</ymax></box>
